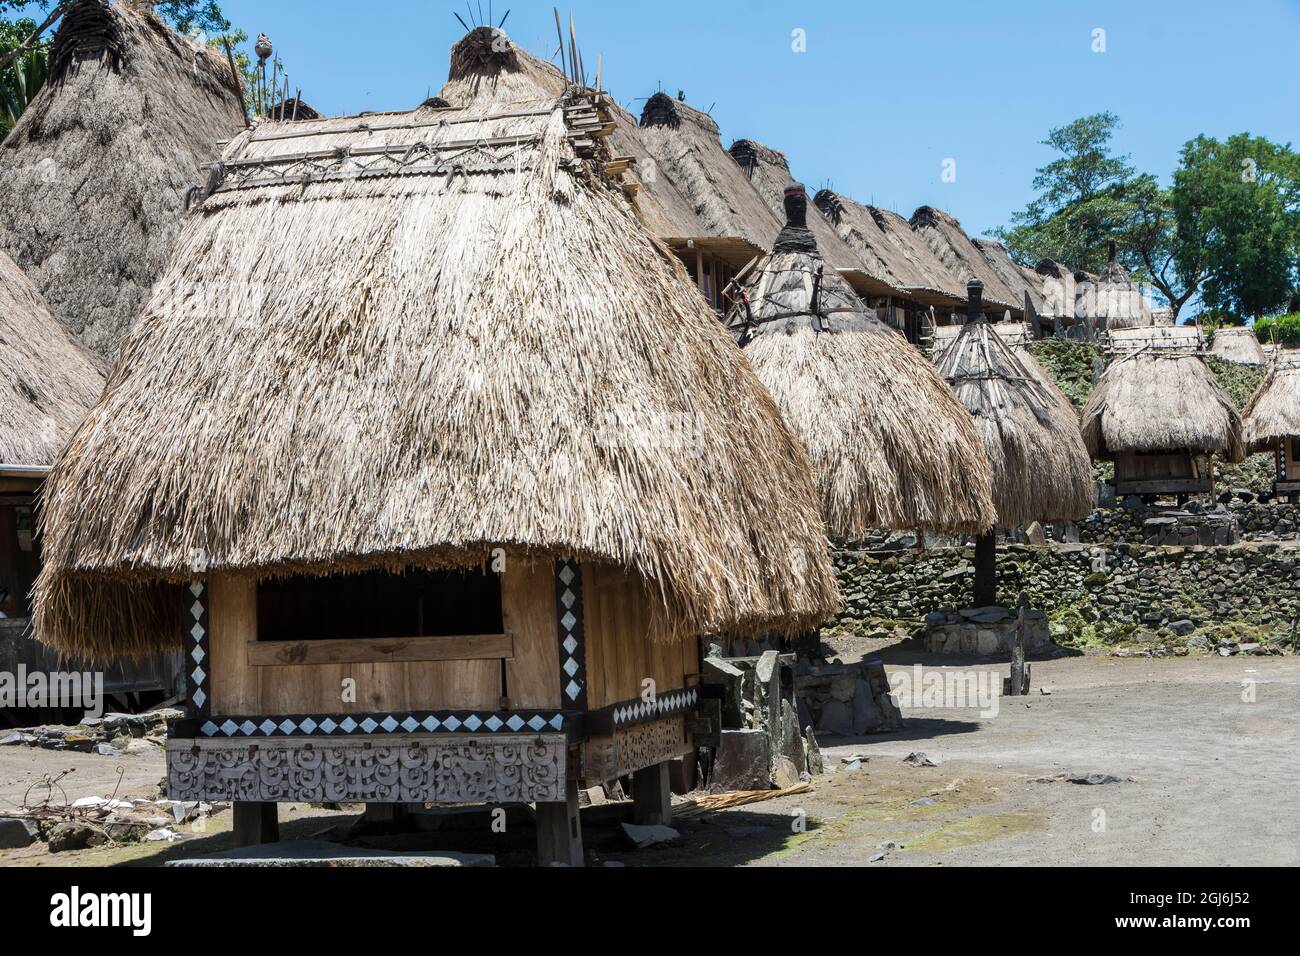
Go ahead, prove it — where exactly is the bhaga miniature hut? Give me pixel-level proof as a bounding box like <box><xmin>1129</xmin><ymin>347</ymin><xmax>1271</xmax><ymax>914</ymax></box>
<box><xmin>1243</xmin><ymin>357</ymin><xmax>1300</xmax><ymax>501</ymax></box>
<box><xmin>935</xmin><ymin>281</ymin><xmax>1095</xmax><ymax>607</ymax></box>
<box><xmin>0</xmin><ymin>0</ymin><xmax>245</xmax><ymax>359</ymax></box>
<box><xmin>33</xmin><ymin>63</ymin><xmax>840</xmax><ymax>864</ymax></box>
<box><xmin>1081</xmin><ymin>327</ymin><xmax>1245</xmax><ymax>501</ymax></box>
<box><xmin>725</xmin><ymin>185</ymin><xmax>996</xmax><ymax>541</ymax></box>
<box><xmin>1210</xmin><ymin>327</ymin><xmax>1268</xmax><ymax>365</ymax></box>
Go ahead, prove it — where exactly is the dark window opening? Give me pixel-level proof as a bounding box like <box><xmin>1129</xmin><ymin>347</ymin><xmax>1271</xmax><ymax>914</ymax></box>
<box><xmin>0</xmin><ymin>499</ymin><xmax>39</xmax><ymax>621</ymax></box>
<box><xmin>257</xmin><ymin>569</ymin><xmax>503</xmax><ymax>643</ymax></box>
<box><xmin>1291</xmin><ymin>439</ymin><xmax>1299</xmax><ymax>464</ymax></box>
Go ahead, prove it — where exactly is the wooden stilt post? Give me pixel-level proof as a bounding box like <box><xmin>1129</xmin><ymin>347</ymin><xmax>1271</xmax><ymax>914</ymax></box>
<box><xmin>232</xmin><ymin>801</ymin><xmax>279</xmax><ymax>847</ymax></box>
<box><xmin>632</xmin><ymin>761</ymin><xmax>673</xmax><ymax>827</ymax></box>
<box><xmin>536</xmin><ymin>778</ymin><xmax>584</xmax><ymax>867</ymax></box>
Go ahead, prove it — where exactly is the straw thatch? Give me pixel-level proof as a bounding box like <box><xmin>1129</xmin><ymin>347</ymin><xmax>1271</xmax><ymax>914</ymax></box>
<box><xmin>437</xmin><ymin>26</ymin><xmax>567</xmax><ymax>109</ymax></box>
<box><xmin>729</xmin><ymin>139</ymin><xmax>893</xmax><ymax>295</ymax></box>
<box><xmin>34</xmin><ymin>88</ymin><xmax>842</xmax><ymax>660</ymax></box>
<box><xmin>0</xmin><ymin>250</ymin><xmax>105</xmax><ymax>466</ymax></box>
<box><xmin>813</xmin><ymin>190</ymin><xmax>965</xmax><ymax>306</ymax></box>
<box><xmin>1075</xmin><ymin>251</ymin><xmax>1155</xmax><ymax>330</ymax></box>
<box><xmin>934</xmin><ymin>290</ymin><xmax>1095</xmax><ymax>528</ymax></box>
<box><xmin>725</xmin><ymin>191</ymin><xmax>995</xmax><ymax>539</ymax></box>
<box><xmin>934</xmin><ymin>321</ymin><xmax>1075</xmax><ymax>414</ymax></box>
<box><xmin>0</xmin><ymin>0</ymin><xmax>245</xmax><ymax>359</ymax></box>
<box><xmin>1242</xmin><ymin>357</ymin><xmax>1300</xmax><ymax>453</ymax></box>
<box><xmin>1081</xmin><ymin>335</ymin><xmax>1245</xmax><ymax>461</ymax></box>
<box><xmin>975</xmin><ymin>239</ymin><xmax>1045</xmax><ymax>317</ymax></box>
<box><xmin>909</xmin><ymin>207</ymin><xmax>1019</xmax><ymax>313</ymax></box>
<box><xmin>1210</xmin><ymin>327</ymin><xmax>1268</xmax><ymax>365</ymax></box>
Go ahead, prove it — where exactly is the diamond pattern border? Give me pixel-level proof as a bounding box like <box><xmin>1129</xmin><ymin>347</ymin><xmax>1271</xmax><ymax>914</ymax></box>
<box><xmin>185</xmin><ymin>581</ymin><xmax>210</xmax><ymax>718</ymax></box>
<box><xmin>610</xmin><ymin>687</ymin><xmax>699</xmax><ymax>728</ymax></box>
<box><xmin>196</xmin><ymin>711</ymin><xmax>566</xmax><ymax>738</ymax></box>
<box><xmin>555</xmin><ymin>558</ymin><xmax>588</xmax><ymax>710</ymax></box>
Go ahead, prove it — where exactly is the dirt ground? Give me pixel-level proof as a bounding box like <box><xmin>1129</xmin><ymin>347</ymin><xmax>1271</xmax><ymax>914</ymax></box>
<box><xmin>2</xmin><ymin>654</ymin><xmax>1296</xmax><ymax>867</ymax></box>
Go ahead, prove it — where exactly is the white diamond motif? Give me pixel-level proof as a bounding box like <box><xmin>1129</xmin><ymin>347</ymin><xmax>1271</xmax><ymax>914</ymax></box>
<box><xmin>559</xmin><ymin>565</ymin><xmax>575</xmax><ymax>585</ymax></box>
<box><xmin>443</xmin><ymin>716</ymin><xmax>461</xmax><ymax>731</ymax></box>
<box><xmin>259</xmin><ymin>719</ymin><xmax>277</xmax><ymax>735</ymax></box>
<box><xmin>220</xmin><ymin>720</ymin><xmax>238</xmax><ymax>736</ymax></box>
<box><xmin>299</xmin><ymin>718</ymin><xmax>318</xmax><ymax>734</ymax></box>
<box><xmin>191</xmin><ymin>689</ymin><xmax>206</xmax><ymax>710</ymax></box>
<box><xmin>485</xmin><ymin>716</ymin><xmax>503</xmax><ymax>732</ymax></box>
<box><xmin>401</xmin><ymin>717</ymin><xmax>419</xmax><ymax>733</ymax></box>
<box><xmin>319</xmin><ymin>718</ymin><xmax>338</xmax><ymax>734</ymax></box>
<box><xmin>566</xmin><ymin>680</ymin><xmax>581</xmax><ymax>700</ymax></box>
<box><xmin>190</xmin><ymin>600</ymin><xmax>204</xmax><ymax>619</ymax></box>
<box><xmin>525</xmin><ymin>715</ymin><xmax>544</xmax><ymax>731</ymax></box>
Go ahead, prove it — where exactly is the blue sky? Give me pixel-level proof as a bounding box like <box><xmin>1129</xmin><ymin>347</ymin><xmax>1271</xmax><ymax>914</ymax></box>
<box><xmin>13</xmin><ymin>1</ymin><xmax>1300</xmax><ymax>238</ymax></box>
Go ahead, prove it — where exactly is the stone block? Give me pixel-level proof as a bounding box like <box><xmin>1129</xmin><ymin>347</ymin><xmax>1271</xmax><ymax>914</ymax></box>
<box><xmin>709</xmin><ymin>729</ymin><xmax>772</xmax><ymax>792</ymax></box>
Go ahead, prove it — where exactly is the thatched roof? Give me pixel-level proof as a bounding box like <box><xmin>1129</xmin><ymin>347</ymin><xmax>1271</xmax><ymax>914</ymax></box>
<box><xmin>33</xmin><ymin>88</ymin><xmax>842</xmax><ymax>660</ymax></box>
<box><xmin>266</xmin><ymin>98</ymin><xmax>321</xmax><ymax>121</ymax></box>
<box><xmin>909</xmin><ymin>207</ymin><xmax>1019</xmax><ymax>314</ymax></box>
<box><xmin>813</xmin><ymin>190</ymin><xmax>965</xmax><ymax>307</ymax></box>
<box><xmin>934</xmin><ymin>283</ymin><xmax>1095</xmax><ymax>527</ymax></box>
<box><xmin>0</xmin><ymin>0</ymin><xmax>245</xmax><ymax>359</ymax></box>
<box><xmin>1075</xmin><ymin>246</ymin><xmax>1155</xmax><ymax>330</ymax></box>
<box><xmin>1081</xmin><ymin>341</ymin><xmax>1245</xmax><ymax>461</ymax></box>
<box><xmin>729</xmin><ymin>139</ymin><xmax>895</xmax><ymax>297</ymax></box>
<box><xmin>724</xmin><ymin>188</ymin><xmax>994</xmax><ymax>538</ymax></box>
<box><xmin>1210</xmin><ymin>327</ymin><xmax>1268</xmax><ymax>365</ymax></box>
<box><xmin>1242</xmin><ymin>357</ymin><xmax>1300</xmax><ymax>452</ymax></box>
<box><xmin>975</xmin><ymin>240</ymin><xmax>1045</xmax><ymax>317</ymax></box>
<box><xmin>0</xmin><ymin>250</ymin><xmax>105</xmax><ymax>467</ymax></box>
<box><xmin>437</xmin><ymin>26</ymin><xmax>567</xmax><ymax>109</ymax></box>
<box><xmin>932</xmin><ymin>320</ymin><xmax>1032</xmax><ymax>354</ymax></box>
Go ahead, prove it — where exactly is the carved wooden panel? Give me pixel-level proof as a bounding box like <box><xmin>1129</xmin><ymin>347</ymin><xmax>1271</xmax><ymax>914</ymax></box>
<box><xmin>582</xmin><ymin>715</ymin><xmax>691</xmax><ymax>784</ymax></box>
<box><xmin>168</xmin><ymin>735</ymin><xmax>566</xmax><ymax>804</ymax></box>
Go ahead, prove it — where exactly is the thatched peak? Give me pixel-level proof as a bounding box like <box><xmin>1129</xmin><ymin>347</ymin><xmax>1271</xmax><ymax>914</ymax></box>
<box><xmin>265</xmin><ymin>98</ymin><xmax>321</xmax><ymax>122</ymax></box>
<box><xmin>1243</xmin><ymin>358</ymin><xmax>1300</xmax><ymax>452</ymax></box>
<box><xmin>639</xmin><ymin>91</ymin><xmax>721</xmax><ymax>136</ymax></box>
<box><xmin>1210</xmin><ymin>327</ymin><xmax>1268</xmax><ymax>365</ymax></box>
<box><xmin>1076</xmin><ymin>241</ymin><xmax>1154</xmax><ymax>329</ymax></box>
<box><xmin>725</xmin><ymin>206</ymin><xmax>995</xmax><ymax>538</ymax></box>
<box><xmin>730</xmin><ymin>138</ymin><xmax>788</xmax><ymax>176</ymax></box>
<box><xmin>34</xmin><ymin>93</ymin><xmax>841</xmax><ymax>660</ymax></box>
<box><xmin>935</xmin><ymin>281</ymin><xmax>1096</xmax><ymax>527</ymax></box>
<box><xmin>0</xmin><ymin>0</ymin><xmax>245</xmax><ymax>359</ymax></box>
<box><xmin>0</xmin><ymin>250</ymin><xmax>105</xmax><ymax>467</ymax></box>
<box><xmin>910</xmin><ymin>206</ymin><xmax>1019</xmax><ymax>312</ymax></box>
<box><xmin>439</xmin><ymin>27</ymin><xmax>567</xmax><ymax>108</ymax></box>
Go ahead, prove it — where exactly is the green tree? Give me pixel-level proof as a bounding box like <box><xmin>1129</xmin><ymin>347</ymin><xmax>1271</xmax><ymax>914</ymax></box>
<box><xmin>992</xmin><ymin>112</ymin><xmax>1137</xmax><ymax>274</ymax></box>
<box><xmin>0</xmin><ymin>15</ymin><xmax>46</xmax><ymax>135</ymax></box>
<box><xmin>1171</xmin><ymin>134</ymin><xmax>1300</xmax><ymax>319</ymax></box>
<box><xmin>1119</xmin><ymin>173</ymin><xmax>1207</xmax><ymax>322</ymax></box>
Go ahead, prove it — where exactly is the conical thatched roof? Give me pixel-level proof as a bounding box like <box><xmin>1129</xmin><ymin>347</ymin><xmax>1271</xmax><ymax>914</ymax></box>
<box><xmin>34</xmin><ymin>87</ymin><xmax>842</xmax><ymax>660</ymax></box>
<box><xmin>729</xmin><ymin>139</ymin><xmax>897</xmax><ymax>297</ymax></box>
<box><xmin>437</xmin><ymin>25</ymin><xmax>567</xmax><ymax>108</ymax></box>
<box><xmin>813</xmin><ymin>190</ymin><xmax>965</xmax><ymax>307</ymax></box>
<box><xmin>0</xmin><ymin>0</ymin><xmax>245</xmax><ymax>359</ymax></box>
<box><xmin>909</xmin><ymin>207</ymin><xmax>1019</xmax><ymax>314</ymax></box>
<box><xmin>1</xmin><ymin>250</ymin><xmax>105</xmax><ymax>467</ymax></box>
<box><xmin>934</xmin><ymin>283</ymin><xmax>1095</xmax><ymax>527</ymax></box>
<box><xmin>1075</xmin><ymin>245</ymin><xmax>1155</xmax><ymax>330</ymax></box>
<box><xmin>1242</xmin><ymin>357</ymin><xmax>1300</xmax><ymax>452</ymax></box>
<box><xmin>934</xmin><ymin>321</ymin><xmax>1072</xmax><ymax>411</ymax></box>
<box><xmin>1081</xmin><ymin>331</ymin><xmax>1245</xmax><ymax>461</ymax></box>
<box><xmin>724</xmin><ymin>187</ymin><xmax>995</xmax><ymax>539</ymax></box>
<box><xmin>1210</xmin><ymin>327</ymin><xmax>1268</xmax><ymax>365</ymax></box>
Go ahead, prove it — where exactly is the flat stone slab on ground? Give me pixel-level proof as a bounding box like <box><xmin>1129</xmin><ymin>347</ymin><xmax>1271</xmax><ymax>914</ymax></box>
<box><xmin>166</xmin><ymin>840</ymin><xmax>494</xmax><ymax>867</ymax></box>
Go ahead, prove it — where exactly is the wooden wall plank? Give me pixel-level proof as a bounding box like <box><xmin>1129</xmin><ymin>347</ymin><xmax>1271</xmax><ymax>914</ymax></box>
<box><xmin>502</xmin><ymin>561</ymin><xmax>560</xmax><ymax>709</ymax></box>
<box><xmin>208</xmin><ymin>575</ymin><xmax>259</xmax><ymax>715</ymax></box>
<box><xmin>406</xmin><ymin>660</ymin><xmax>500</xmax><ymax>710</ymax></box>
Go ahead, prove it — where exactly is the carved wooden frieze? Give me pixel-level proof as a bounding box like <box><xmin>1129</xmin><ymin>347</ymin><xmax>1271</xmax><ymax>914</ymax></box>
<box><xmin>168</xmin><ymin>734</ymin><xmax>566</xmax><ymax>804</ymax></box>
<box><xmin>582</xmin><ymin>715</ymin><xmax>691</xmax><ymax>784</ymax></box>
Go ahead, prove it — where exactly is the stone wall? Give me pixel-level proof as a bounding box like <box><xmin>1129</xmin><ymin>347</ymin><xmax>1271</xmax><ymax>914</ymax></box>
<box><xmin>1080</xmin><ymin>499</ymin><xmax>1300</xmax><ymax>544</ymax></box>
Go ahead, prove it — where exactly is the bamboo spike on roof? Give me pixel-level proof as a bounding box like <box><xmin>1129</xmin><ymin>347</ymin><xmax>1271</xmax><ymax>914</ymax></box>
<box><xmin>1209</xmin><ymin>326</ymin><xmax>1268</xmax><ymax>365</ymax></box>
<box><xmin>1242</xmin><ymin>356</ymin><xmax>1300</xmax><ymax>453</ymax></box>
<box><xmin>33</xmin><ymin>86</ymin><xmax>842</xmax><ymax>661</ymax></box>
<box><xmin>909</xmin><ymin>207</ymin><xmax>1020</xmax><ymax>314</ymax></box>
<box><xmin>934</xmin><ymin>281</ymin><xmax>1096</xmax><ymax>528</ymax></box>
<box><xmin>0</xmin><ymin>0</ymin><xmax>246</xmax><ymax>360</ymax></box>
<box><xmin>0</xmin><ymin>250</ymin><xmax>105</xmax><ymax>467</ymax></box>
<box><xmin>724</xmin><ymin>185</ymin><xmax>995</xmax><ymax>539</ymax></box>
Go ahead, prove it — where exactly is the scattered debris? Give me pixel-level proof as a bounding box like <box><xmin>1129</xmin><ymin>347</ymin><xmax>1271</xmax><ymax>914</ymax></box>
<box><xmin>1</xmin><ymin>709</ymin><xmax>180</xmax><ymax>754</ymax></box>
<box><xmin>674</xmin><ymin>782</ymin><xmax>813</xmax><ymax>819</ymax></box>
<box><xmin>1068</xmin><ymin>773</ymin><xmax>1129</xmax><ymax>786</ymax></box>
<box><xmin>0</xmin><ymin>817</ymin><xmax>40</xmax><ymax>849</ymax></box>
<box><xmin>903</xmin><ymin>752</ymin><xmax>941</xmax><ymax>767</ymax></box>
<box><xmin>621</xmin><ymin>823</ymin><xmax>681</xmax><ymax>849</ymax></box>
<box><xmin>909</xmin><ymin>797</ymin><xmax>938</xmax><ymax>807</ymax></box>
<box><xmin>869</xmin><ymin>852</ymin><xmax>886</xmax><ymax>863</ymax></box>
<box><xmin>48</xmin><ymin>821</ymin><xmax>108</xmax><ymax>853</ymax></box>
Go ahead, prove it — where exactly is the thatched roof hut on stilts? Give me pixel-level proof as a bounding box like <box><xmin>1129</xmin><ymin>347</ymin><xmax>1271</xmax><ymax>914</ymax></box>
<box><xmin>1242</xmin><ymin>355</ymin><xmax>1300</xmax><ymax>501</ymax></box>
<box><xmin>33</xmin><ymin>34</ymin><xmax>840</xmax><ymax>865</ymax></box>
<box><xmin>0</xmin><ymin>0</ymin><xmax>246</xmax><ymax>358</ymax></box>
<box><xmin>1081</xmin><ymin>327</ymin><xmax>1245</xmax><ymax>502</ymax></box>
<box><xmin>935</xmin><ymin>281</ymin><xmax>1095</xmax><ymax>607</ymax></box>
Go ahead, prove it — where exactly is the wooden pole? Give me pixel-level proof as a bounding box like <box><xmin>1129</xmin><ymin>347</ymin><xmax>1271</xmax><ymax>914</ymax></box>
<box><xmin>974</xmin><ymin>530</ymin><xmax>997</xmax><ymax>608</ymax></box>
<box><xmin>232</xmin><ymin>801</ymin><xmax>279</xmax><ymax>847</ymax></box>
<box><xmin>632</xmin><ymin>762</ymin><xmax>673</xmax><ymax>827</ymax></box>
<box><xmin>536</xmin><ymin>778</ymin><xmax>584</xmax><ymax>866</ymax></box>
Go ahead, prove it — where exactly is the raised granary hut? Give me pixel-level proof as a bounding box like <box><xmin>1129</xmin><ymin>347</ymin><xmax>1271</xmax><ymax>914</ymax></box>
<box><xmin>725</xmin><ymin>185</ymin><xmax>995</xmax><ymax>542</ymax></box>
<box><xmin>32</xmin><ymin>76</ymin><xmax>840</xmax><ymax>865</ymax></box>
<box><xmin>935</xmin><ymin>280</ymin><xmax>1095</xmax><ymax>606</ymax></box>
<box><xmin>0</xmin><ymin>0</ymin><xmax>245</xmax><ymax>359</ymax></box>
<box><xmin>1081</xmin><ymin>327</ymin><xmax>1245</xmax><ymax>501</ymax></box>
<box><xmin>1243</xmin><ymin>355</ymin><xmax>1300</xmax><ymax>501</ymax></box>
<box><xmin>1210</xmin><ymin>326</ymin><xmax>1268</xmax><ymax>365</ymax></box>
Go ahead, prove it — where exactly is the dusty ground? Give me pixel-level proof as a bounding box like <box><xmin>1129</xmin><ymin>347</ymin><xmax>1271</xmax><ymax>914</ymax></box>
<box><xmin>2</xmin><ymin>654</ymin><xmax>1296</xmax><ymax>867</ymax></box>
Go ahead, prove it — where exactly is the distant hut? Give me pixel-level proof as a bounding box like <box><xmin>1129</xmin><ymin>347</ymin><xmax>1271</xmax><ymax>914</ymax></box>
<box><xmin>1082</xmin><ymin>327</ymin><xmax>1245</xmax><ymax>501</ymax></box>
<box><xmin>975</xmin><ymin>239</ymin><xmax>1047</xmax><ymax>335</ymax></box>
<box><xmin>1074</xmin><ymin>242</ymin><xmax>1155</xmax><ymax>334</ymax></box>
<box><xmin>0</xmin><ymin>0</ymin><xmax>245</xmax><ymax>358</ymax></box>
<box><xmin>729</xmin><ymin>139</ymin><xmax>900</xmax><ymax>302</ymax></box>
<box><xmin>935</xmin><ymin>281</ymin><xmax>1095</xmax><ymax>607</ymax></box>
<box><xmin>909</xmin><ymin>207</ymin><xmax>1021</xmax><ymax>317</ymax></box>
<box><xmin>34</xmin><ymin>78</ymin><xmax>839</xmax><ymax>864</ymax></box>
<box><xmin>725</xmin><ymin>185</ymin><xmax>995</xmax><ymax>541</ymax></box>
<box><xmin>1242</xmin><ymin>356</ymin><xmax>1300</xmax><ymax>501</ymax></box>
<box><xmin>1035</xmin><ymin>259</ymin><xmax>1096</xmax><ymax>339</ymax></box>
<box><xmin>1210</xmin><ymin>327</ymin><xmax>1268</xmax><ymax>365</ymax></box>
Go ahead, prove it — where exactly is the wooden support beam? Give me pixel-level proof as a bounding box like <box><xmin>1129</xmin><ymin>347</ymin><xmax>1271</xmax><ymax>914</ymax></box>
<box><xmin>535</xmin><ymin>778</ymin><xmax>584</xmax><ymax>867</ymax></box>
<box><xmin>246</xmin><ymin>634</ymin><xmax>513</xmax><ymax>667</ymax></box>
<box><xmin>232</xmin><ymin>801</ymin><xmax>279</xmax><ymax>847</ymax></box>
<box><xmin>632</xmin><ymin>761</ymin><xmax>673</xmax><ymax>827</ymax></box>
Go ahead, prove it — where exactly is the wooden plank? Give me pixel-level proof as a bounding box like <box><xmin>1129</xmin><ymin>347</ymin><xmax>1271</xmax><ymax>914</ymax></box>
<box><xmin>246</xmin><ymin>634</ymin><xmax>512</xmax><ymax>667</ymax></box>
<box><xmin>502</xmin><ymin>562</ymin><xmax>560</xmax><ymax>709</ymax></box>
<box><xmin>208</xmin><ymin>575</ymin><xmax>260</xmax><ymax>715</ymax></box>
<box><xmin>405</xmin><ymin>660</ymin><xmax>500</xmax><ymax>711</ymax></box>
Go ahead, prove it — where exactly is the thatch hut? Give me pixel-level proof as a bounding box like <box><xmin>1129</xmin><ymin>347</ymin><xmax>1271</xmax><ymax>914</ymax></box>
<box><xmin>436</xmin><ymin>24</ymin><xmax>567</xmax><ymax>108</ymax></box>
<box><xmin>1074</xmin><ymin>243</ymin><xmax>1155</xmax><ymax>333</ymax></box>
<box><xmin>1082</xmin><ymin>327</ymin><xmax>1245</xmax><ymax>500</ymax></box>
<box><xmin>935</xmin><ymin>281</ymin><xmax>1095</xmax><ymax>606</ymax></box>
<box><xmin>1</xmin><ymin>250</ymin><xmax>104</xmax><ymax>620</ymax></box>
<box><xmin>33</xmin><ymin>77</ymin><xmax>840</xmax><ymax>863</ymax></box>
<box><xmin>1210</xmin><ymin>327</ymin><xmax>1268</xmax><ymax>365</ymax></box>
<box><xmin>975</xmin><ymin>239</ymin><xmax>1047</xmax><ymax>333</ymax></box>
<box><xmin>729</xmin><ymin>139</ymin><xmax>897</xmax><ymax>302</ymax></box>
<box><xmin>0</xmin><ymin>0</ymin><xmax>245</xmax><ymax>359</ymax></box>
<box><xmin>909</xmin><ymin>207</ymin><xmax>1020</xmax><ymax>317</ymax></box>
<box><xmin>1242</xmin><ymin>356</ymin><xmax>1300</xmax><ymax>500</ymax></box>
<box><xmin>724</xmin><ymin>185</ymin><xmax>995</xmax><ymax>541</ymax></box>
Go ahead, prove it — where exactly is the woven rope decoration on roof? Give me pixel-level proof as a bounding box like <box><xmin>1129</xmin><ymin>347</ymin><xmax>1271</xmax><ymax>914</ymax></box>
<box><xmin>448</xmin><ymin>26</ymin><xmax>519</xmax><ymax>79</ymax></box>
<box><xmin>50</xmin><ymin>0</ymin><xmax>125</xmax><ymax>81</ymax></box>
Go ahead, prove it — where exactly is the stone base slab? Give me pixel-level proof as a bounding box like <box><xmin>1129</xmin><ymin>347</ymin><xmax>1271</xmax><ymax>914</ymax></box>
<box><xmin>920</xmin><ymin>607</ymin><xmax>1053</xmax><ymax>657</ymax></box>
